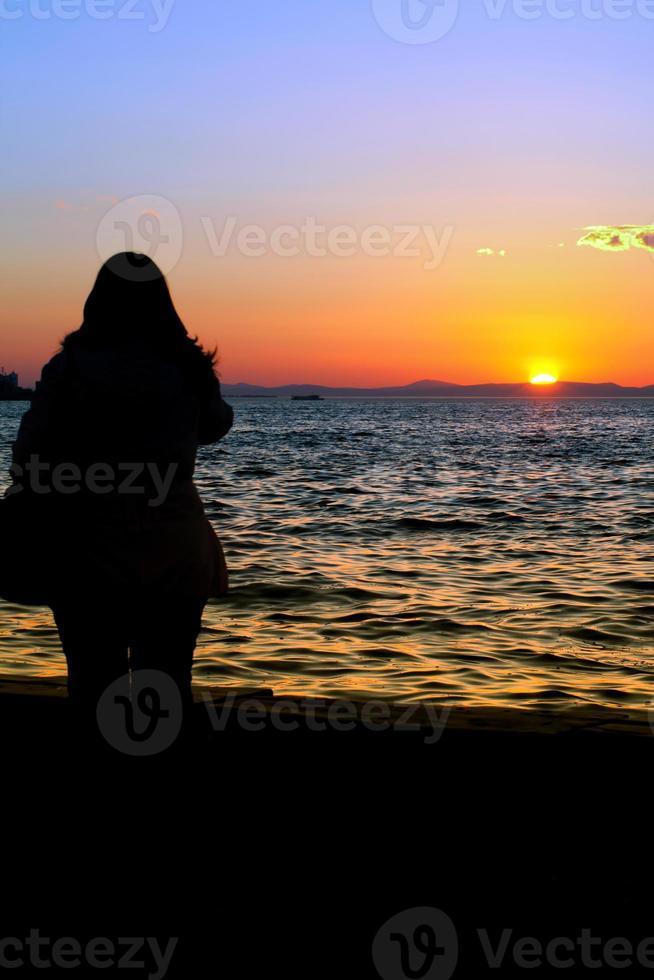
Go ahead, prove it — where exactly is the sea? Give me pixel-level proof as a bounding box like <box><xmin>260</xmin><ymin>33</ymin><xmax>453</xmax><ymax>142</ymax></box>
<box><xmin>1</xmin><ymin>397</ymin><xmax>653</xmax><ymax>709</ymax></box>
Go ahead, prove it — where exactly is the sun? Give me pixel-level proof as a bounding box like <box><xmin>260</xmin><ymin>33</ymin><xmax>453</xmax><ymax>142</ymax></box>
<box><xmin>530</xmin><ymin>373</ymin><xmax>559</xmax><ymax>385</ymax></box>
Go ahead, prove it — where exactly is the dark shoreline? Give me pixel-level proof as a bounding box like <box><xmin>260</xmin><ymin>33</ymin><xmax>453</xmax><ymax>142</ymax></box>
<box><xmin>2</xmin><ymin>674</ymin><xmax>649</xmax><ymax>740</ymax></box>
<box><xmin>5</xmin><ymin>671</ymin><xmax>652</xmax><ymax>972</ymax></box>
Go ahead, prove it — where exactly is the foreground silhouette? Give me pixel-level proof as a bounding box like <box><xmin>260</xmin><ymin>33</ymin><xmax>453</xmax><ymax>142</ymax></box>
<box><xmin>11</xmin><ymin>252</ymin><xmax>233</xmax><ymax>728</ymax></box>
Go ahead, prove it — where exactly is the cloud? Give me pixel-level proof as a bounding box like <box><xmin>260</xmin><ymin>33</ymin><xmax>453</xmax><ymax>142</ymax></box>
<box><xmin>577</xmin><ymin>225</ymin><xmax>654</xmax><ymax>253</ymax></box>
<box><xmin>476</xmin><ymin>247</ymin><xmax>506</xmax><ymax>257</ymax></box>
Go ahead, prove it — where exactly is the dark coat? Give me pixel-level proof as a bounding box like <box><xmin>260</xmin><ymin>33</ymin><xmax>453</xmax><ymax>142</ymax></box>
<box><xmin>12</xmin><ymin>342</ymin><xmax>234</xmax><ymax>603</ymax></box>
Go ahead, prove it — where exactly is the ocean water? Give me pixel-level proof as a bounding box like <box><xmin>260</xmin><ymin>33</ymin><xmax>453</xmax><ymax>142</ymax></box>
<box><xmin>1</xmin><ymin>397</ymin><xmax>653</xmax><ymax>709</ymax></box>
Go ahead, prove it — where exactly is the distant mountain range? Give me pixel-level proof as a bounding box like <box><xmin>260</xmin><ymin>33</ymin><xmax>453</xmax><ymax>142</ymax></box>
<box><xmin>222</xmin><ymin>379</ymin><xmax>654</xmax><ymax>398</ymax></box>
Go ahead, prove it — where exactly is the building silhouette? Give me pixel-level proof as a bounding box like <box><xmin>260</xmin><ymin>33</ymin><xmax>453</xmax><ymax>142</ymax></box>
<box><xmin>0</xmin><ymin>369</ymin><xmax>31</xmax><ymax>401</ymax></box>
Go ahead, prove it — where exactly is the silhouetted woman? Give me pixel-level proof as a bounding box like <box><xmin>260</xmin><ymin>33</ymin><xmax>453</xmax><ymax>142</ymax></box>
<box><xmin>12</xmin><ymin>253</ymin><xmax>233</xmax><ymax>726</ymax></box>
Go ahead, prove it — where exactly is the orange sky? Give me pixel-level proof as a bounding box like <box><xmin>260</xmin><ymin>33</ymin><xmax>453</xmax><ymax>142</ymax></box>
<box><xmin>4</xmin><ymin>2</ymin><xmax>652</xmax><ymax>390</ymax></box>
<box><xmin>4</xmin><ymin>224</ymin><xmax>652</xmax><ymax>389</ymax></box>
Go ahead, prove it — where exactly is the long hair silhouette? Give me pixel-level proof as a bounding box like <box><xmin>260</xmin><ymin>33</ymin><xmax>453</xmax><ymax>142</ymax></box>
<box><xmin>63</xmin><ymin>252</ymin><xmax>217</xmax><ymax>381</ymax></box>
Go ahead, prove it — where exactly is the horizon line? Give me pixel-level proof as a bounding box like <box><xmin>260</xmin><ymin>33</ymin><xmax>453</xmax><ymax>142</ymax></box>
<box><xmin>222</xmin><ymin>378</ymin><xmax>654</xmax><ymax>389</ymax></box>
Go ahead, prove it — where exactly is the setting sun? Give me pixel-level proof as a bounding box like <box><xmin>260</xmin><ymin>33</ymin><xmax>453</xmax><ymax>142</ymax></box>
<box><xmin>530</xmin><ymin>373</ymin><xmax>559</xmax><ymax>385</ymax></box>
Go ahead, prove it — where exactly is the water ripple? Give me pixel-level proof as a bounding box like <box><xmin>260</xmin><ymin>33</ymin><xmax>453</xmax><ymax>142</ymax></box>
<box><xmin>1</xmin><ymin>397</ymin><xmax>653</xmax><ymax>709</ymax></box>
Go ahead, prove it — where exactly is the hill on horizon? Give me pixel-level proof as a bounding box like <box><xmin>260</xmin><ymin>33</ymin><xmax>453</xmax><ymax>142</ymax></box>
<box><xmin>221</xmin><ymin>379</ymin><xmax>654</xmax><ymax>398</ymax></box>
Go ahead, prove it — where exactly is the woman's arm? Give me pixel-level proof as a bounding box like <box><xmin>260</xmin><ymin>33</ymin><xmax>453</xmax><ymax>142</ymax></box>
<box><xmin>12</xmin><ymin>353</ymin><xmax>67</xmax><ymax>470</ymax></box>
<box><xmin>198</xmin><ymin>376</ymin><xmax>234</xmax><ymax>445</ymax></box>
